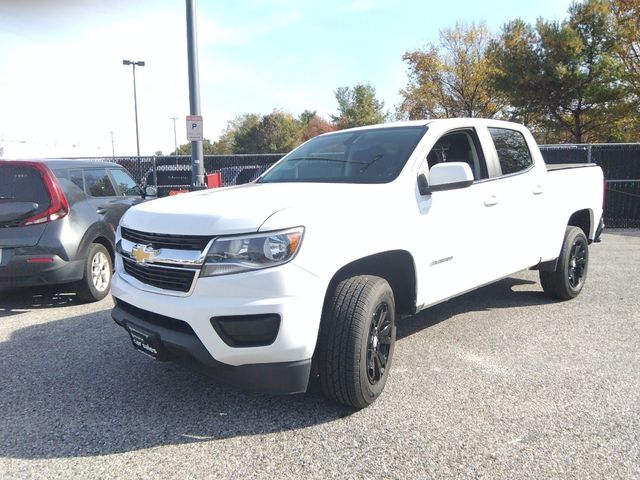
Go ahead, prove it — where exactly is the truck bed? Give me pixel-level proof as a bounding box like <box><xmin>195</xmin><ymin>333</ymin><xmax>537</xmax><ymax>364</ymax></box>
<box><xmin>546</xmin><ymin>163</ymin><xmax>599</xmax><ymax>171</ymax></box>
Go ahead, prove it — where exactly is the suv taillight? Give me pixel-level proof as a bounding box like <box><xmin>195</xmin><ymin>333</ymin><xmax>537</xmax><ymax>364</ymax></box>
<box><xmin>21</xmin><ymin>163</ymin><xmax>70</xmax><ymax>226</ymax></box>
<box><xmin>602</xmin><ymin>177</ymin><xmax>607</xmax><ymax>209</ymax></box>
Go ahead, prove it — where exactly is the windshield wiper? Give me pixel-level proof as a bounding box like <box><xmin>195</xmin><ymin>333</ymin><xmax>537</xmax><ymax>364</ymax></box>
<box><xmin>359</xmin><ymin>153</ymin><xmax>385</xmax><ymax>173</ymax></box>
<box><xmin>285</xmin><ymin>156</ymin><xmax>366</xmax><ymax>165</ymax></box>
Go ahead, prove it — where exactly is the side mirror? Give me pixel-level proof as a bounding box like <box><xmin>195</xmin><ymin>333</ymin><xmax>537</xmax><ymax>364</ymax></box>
<box><xmin>418</xmin><ymin>162</ymin><xmax>474</xmax><ymax>195</ymax></box>
<box><xmin>144</xmin><ymin>185</ymin><xmax>158</xmax><ymax>198</ymax></box>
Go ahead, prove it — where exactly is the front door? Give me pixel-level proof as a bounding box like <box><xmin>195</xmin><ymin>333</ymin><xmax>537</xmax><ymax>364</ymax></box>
<box><xmin>414</xmin><ymin>128</ymin><xmax>498</xmax><ymax>307</ymax></box>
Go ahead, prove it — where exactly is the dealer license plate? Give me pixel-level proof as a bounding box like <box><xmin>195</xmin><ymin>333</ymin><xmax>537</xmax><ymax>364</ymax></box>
<box><xmin>128</xmin><ymin>325</ymin><xmax>162</xmax><ymax>360</ymax></box>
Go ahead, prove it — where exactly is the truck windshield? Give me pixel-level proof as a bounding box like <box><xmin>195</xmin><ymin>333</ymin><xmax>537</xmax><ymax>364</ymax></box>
<box><xmin>258</xmin><ymin>126</ymin><xmax>426</xmax><ymax>184</ymax></box>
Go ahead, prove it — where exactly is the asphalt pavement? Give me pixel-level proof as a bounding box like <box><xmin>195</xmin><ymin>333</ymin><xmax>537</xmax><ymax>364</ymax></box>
<box><xmin>0</xmin><ymin>231</ymin><xmax>638</xmax><ymax>479</ymax></box>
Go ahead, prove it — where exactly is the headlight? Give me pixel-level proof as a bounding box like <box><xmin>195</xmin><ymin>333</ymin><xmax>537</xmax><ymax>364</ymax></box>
<box><xmin>201</xmin><ymin>227</ymin><xmax>304</xmax><ymax>277</ymax></box>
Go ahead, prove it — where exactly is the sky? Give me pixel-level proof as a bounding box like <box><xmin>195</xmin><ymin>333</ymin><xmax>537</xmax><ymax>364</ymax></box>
<box><xmin>0</xmin><ymin>0</ymin><xmax>574</xmax><ymax>159</ymax></box>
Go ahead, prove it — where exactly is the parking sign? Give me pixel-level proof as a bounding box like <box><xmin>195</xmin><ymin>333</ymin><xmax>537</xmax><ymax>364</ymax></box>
<box><xmin>186</xmin><ymin>115</ymin><xmax>203</xmax><ymax>141</ymax></box>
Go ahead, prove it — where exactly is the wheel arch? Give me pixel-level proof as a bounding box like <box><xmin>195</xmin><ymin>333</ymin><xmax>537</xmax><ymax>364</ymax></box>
<box><xmin>76</xmin><ymin>223</ymin><xmax>116</xmax><ymax>264</ymax></box>
<box><xmin>324</xmin><ymin>250</ymin><xmax>417</xmax><ymax>316</ymax></box>
<box><xmin>567</xmin><ymin>209</ymin><xmax>593</xmax><ymax>241</ymax></box>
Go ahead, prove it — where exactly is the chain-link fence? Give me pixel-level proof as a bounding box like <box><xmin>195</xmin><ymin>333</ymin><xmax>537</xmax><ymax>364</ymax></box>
<box><xmin>65</xmin><ymin>145</ymin><xmax>639</xmax><ymax>228</ymax></box>
<box><xmin>85</xmin><ymin>154</ymin><xmax>283</xmax><ymax>197</ymax></box>
<box><xmin>540</xmin><ymin>144</ymin><xmax>640</xmax><ymax>228</ymax></box>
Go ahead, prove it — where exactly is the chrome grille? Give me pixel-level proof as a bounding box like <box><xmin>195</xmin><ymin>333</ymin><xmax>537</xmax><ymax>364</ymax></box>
<box><xmin>121</xmin><ymin>227</ymin><xmax>211</xmax><ymax>251</ymax></box>
<box><xmin>122</xmin><ymin>257</ymin><xmax>196</xmax><ymax>293</ymax></box>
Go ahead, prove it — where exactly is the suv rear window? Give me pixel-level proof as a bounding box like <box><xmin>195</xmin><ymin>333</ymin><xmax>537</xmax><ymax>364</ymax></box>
<box><xmin>0</xmin><ymin>165</ymin><xmax>50</xmax><ymax>210</ymax></box>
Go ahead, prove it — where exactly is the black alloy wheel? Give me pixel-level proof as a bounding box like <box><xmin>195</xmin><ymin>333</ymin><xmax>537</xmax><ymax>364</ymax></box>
<box><xmin>366</xmin><ymin>302</ymin><xmax>393</xmax><ymax>385</ymax></box>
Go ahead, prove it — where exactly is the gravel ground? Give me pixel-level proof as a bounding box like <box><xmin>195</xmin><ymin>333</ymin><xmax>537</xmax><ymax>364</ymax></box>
<box><xmin>0</xmin><ymin>231</ymin><xmax>638</xmax><ymax>479</ymax></box>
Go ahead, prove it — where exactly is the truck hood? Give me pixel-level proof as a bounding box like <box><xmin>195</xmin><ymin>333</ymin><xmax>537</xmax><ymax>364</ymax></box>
<box><xmin>120</xmin><ymin>182</ymin><xmax>386</xmax><ymax>236</ymax></box>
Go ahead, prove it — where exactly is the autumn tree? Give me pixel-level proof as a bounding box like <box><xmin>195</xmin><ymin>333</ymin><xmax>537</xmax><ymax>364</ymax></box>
<box><xmin>331</xmin><ymin>83</ymin><xmax>387</xmax><ymax>129</ymax></box>
<box><xmin>299</xmin><ymin>110</ymin><xmax>336</xmax><ymax>141</ymax></box>
<box><xmin>611</xmin><ymin>0</ymin><xmax>640</xmax><ymax>90</ymax></box>
<box><xmin>611</xmin><ymin>0</ymin><xmax>640</xmax><ymax>138</ymax></box>
<box><xmin>398</xmin><ymin>22</ymin><xmax>505</xmax><ymax>120</ymax></box>
<box><xmin>489</xmin><ymin>0</ymin><xmax>632</xmax><ymax>142</ymax></box>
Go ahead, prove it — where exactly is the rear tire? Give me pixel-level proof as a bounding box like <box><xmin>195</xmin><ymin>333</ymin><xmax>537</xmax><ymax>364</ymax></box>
<box><xmin>540</xmin><ymin>226</ymin><xmax>589</xmax><ymax>300</ymax></box>
<box><xmin>75</xmin><ymin>243</ymin><xmax>112</xmax><ymax>302</ymax></box>
<box><xmin>317</xmin><ymin>275</ymin><xmax>396</xmax><ymax>409</ymax></box>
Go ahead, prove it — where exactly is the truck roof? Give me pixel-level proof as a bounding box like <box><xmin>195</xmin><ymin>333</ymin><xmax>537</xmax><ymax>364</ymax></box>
<box><xmin>335</xmin><ymin>118</ymin><xmax>530</xmax><ymax>133</ymax></box>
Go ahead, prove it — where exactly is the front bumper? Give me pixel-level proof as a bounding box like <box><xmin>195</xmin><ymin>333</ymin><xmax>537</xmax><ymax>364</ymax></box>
<box><xmin>111</xmin><ymin>299</ymin><xmax>312</xmax><ymax>394</ymax></box>
<box><xmin>110</xmin><ymin>261</ymin><xmax>325</xmax><ymax>393</ymax></box>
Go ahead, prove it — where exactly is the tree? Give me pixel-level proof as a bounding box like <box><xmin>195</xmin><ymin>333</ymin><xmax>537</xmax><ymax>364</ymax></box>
<box><xmin>611</xmin><ymin>0</ymin><xmax>640</xmax><ymax>138</ymax></box>
<box><xmin>331</xmin><ymin>83</ymin><xmax>387</xmax><ymax>129</ymax></box>
<box><xmin>172</xmin><ymin>138</ymin><xmax>232</xmax><ymax>155</ymax></box>
<box><xmin>398</xmin><ymin>22</ymin><xmax>505</xmax><ymax>120</ymax></box>
<box><xmin>300</xmin><ymin>112</ymin><xmax>336</xmax><ymax>141</ymax></box>
<box><xmin>489</xmin><ymin>0</ymin><xmax>632</xmax><ymax>142</ymax></box>
<box><xmin>611</xmin><ymin>0</ymin><xmax>640</xmax><ymax>90</ymax></box>
<box><xmin>233</xmin><ymin>110</ymin><xmax>303</xmax><ymax>153</ymax></box>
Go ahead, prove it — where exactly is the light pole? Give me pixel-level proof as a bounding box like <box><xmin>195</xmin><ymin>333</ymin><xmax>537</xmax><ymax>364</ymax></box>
<box><xmin>170</xmin><ymin>117</ymin><xmax>178</xmax><ymax>154</ymax></box>
<box><xmin>122</xmin><ymin>59</ymin><xmax>145</xmax><ymax>173</ymax></box>
<box><xmin>186</xmin><ymin>0</ymin><xmax>204</xmax><ymax>189</ymax></box>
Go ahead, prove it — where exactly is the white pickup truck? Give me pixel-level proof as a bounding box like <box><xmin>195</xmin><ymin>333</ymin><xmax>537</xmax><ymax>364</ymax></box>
<box><xmin>111</xmin><ymin>118</ymin><xmax>604</xmax><ymax>409</ymax></box>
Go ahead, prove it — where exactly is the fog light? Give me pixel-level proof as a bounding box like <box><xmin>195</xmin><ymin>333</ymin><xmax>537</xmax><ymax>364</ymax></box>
<box><xmin>210</xmin><ymin>314</ymin><xmax>281</xmax><ymax>347</ymax></box>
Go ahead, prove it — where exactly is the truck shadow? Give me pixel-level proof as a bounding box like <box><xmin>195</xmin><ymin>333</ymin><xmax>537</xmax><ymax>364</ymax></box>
<box><xmin>0</xmin><ymin>276</ymin><xmax>553</xmax><ymax>460</ymax></box>
<box><xmin>397</xmin><ymin>277</ymin><xmax>551</xmax><ymax>340</ymax></box>
<box><xmin>0</xmin><ymin>307</ymin><xmax>349</xmax><ymax>460</ymax></box>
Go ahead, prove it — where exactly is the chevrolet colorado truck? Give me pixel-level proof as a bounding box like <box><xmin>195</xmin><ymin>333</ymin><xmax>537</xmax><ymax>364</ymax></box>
<box><xmin>111</xmin><ymin>119</ymin><xmax>604</xmax><ymax>409</ymax></box>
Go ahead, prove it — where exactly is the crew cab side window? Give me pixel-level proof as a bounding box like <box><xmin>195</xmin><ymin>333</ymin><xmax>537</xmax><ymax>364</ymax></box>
<box><xmin>426</xmin><ymin>129</ymin><xmax>487</xmax><ymax>180</ymax></box>
<box><xmin>84</xmin><ymin>168</ymin><xmax>116</xmax><ymax>197</ymax></box>
<box><xmin>488</xmin><ymin>127</ymin><xmax>533</xmax><ymax>175</ymax></box>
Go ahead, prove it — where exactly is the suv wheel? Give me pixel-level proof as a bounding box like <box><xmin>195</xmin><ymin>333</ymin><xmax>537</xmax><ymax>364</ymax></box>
<box><xmin>76</xmin><ymin>243</ymin><xmax>112</xmax><ymax>302</ymax></box>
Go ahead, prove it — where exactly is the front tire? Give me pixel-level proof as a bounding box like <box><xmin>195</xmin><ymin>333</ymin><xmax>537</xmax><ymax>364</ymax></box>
<box><xmin>540</xmin><ymin>226</ymin><xmax>589</xmax><ymax>300</ymax></box>
<box><xmin>317</xmin><ymin>275</ymin><xmax>396</xmax><ymax>409</ymax></box>
<box><xmin>75</xmin><ymin>243</ymin><xmax>112</xmax><ymax>302</ymax></box>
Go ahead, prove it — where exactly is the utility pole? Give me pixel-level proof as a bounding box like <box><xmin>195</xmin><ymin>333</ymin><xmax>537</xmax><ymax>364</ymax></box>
<box><xmin>186</xmin><ymin>0</ymin><xmax>204</xmax><ymax>190</ymax></box>
<box><xmin>170</xmin><ymin>117</ymin><xmax>178</xmax><ymax>154</ymax></box>
<box><xmin>109</xmin><ymin>131</ymin><xmax>115</xmax><ymax>158</ymax></box>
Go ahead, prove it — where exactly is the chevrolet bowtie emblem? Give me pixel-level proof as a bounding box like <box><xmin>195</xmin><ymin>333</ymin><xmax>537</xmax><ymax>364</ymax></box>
<box><xmin>131</xmin><ymin>244</ymin><xmax>159</xmax><ymax>264</ymax></box>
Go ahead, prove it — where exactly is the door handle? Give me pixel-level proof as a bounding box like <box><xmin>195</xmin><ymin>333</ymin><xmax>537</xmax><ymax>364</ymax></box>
<box><xmin>484</xmin><ymin>195</ymin><xmax>498</xmax><ymax>207</ymax></box>
<box><xmin>532</xmin><ymin>185</ymin><xmax>544</xmax><ymax>195</ymax></box>
<box><xmin>96</xmin><ymin>208</ymin><xmax>107</xmax><ymax>215</ymax></box>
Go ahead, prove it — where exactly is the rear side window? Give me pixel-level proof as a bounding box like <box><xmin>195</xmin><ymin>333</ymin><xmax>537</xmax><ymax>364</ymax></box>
<box><xmin>69</xmin><ymin>169</ymin><xmax>84</xmax><ymax>190</ymax></box>
<box><xmin>0</xmin><ymin>165</ymin><xmax>50</xmax><ymax>210</ymax></box>
<box><xmin>109</xmin><ymin>168</ymin><xmax>140</xmax><ymax>196</ymax></box>
<box><xmin>84</xmin><ymin>169</ymin><xmax>116</xmax><ymax>197</ymax></box>
<box><xmin>488</xmin><ymin>127</ymin><xmax>533</xmax><ymax>175</ymax></box>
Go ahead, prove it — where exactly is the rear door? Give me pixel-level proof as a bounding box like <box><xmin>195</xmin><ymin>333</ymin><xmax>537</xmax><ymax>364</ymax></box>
<box><xmin>479</xmin><ymin>126</ymin><xmax>545</xmax><ymax>278</ymax></box>
<box><xmin>82</xmin><ymin>167</ymin><xmax>121</xmax><ymax>234</ymax></box>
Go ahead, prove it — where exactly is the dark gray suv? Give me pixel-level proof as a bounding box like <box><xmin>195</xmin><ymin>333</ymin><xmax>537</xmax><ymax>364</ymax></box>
<box><xmin>0</xmin><ymin>159</ymin><xmax>150</xmax><ymax>301</ymax></box>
